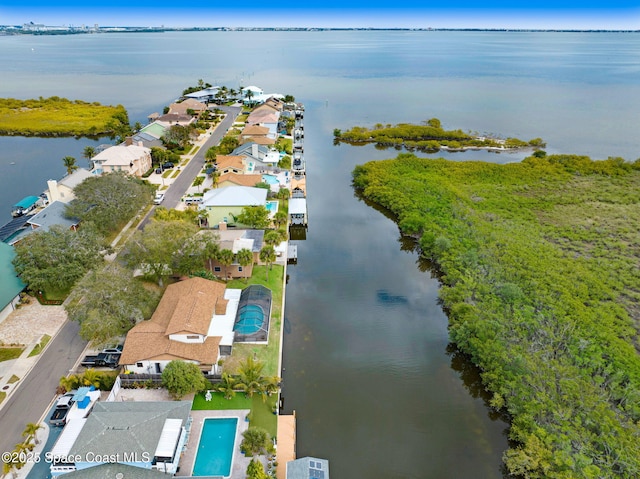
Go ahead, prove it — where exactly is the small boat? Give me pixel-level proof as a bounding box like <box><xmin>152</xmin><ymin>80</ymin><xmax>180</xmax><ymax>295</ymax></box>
<box><xmin>11</xmin><ymin>195</ymin><xmax>40</xmax><ymax>217</ymax></box>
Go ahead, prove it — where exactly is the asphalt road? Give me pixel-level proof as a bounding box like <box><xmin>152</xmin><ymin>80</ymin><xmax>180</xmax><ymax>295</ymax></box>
<box><xmin>163</xmin><ymin>105</ymin><xmax>242</xmax><ymax>209</ymax></box>
<box><xmin>0</xmin><ymin>319</ymin><xmax>87</xmax><ymax>459</ymax></box>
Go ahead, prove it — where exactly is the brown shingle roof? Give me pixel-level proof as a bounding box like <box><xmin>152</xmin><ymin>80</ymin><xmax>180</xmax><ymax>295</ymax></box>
<box><xmin>246</xmin><ymin>136</ymin><xmax>275</xmax><ymax>145</ymax></box>
<box><xmin>241</xmin><ymin>125</ymin><xmax>270</xmax><ymax>136</ymax></box>
<box><xmin>218</xmin><ymin>173</ymin><xmax>262</xmax><ymax>187</ymax></box>
<box><xmin>120</xmin><ymin>277</ymin><xmax>226</xmax><ymax>365</ymax></box>
<box><xmin>216</xmin><ymin>155</ymin><xmax>245</xmax><ymax>170</ymax></box>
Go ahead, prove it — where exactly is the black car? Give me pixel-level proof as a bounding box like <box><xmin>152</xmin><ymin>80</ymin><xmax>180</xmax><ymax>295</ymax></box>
<box><xmin>162</xmin><ymin>162</ymin><xmax>174</xmax><ymax>169</ymax></box>
<box><xmin>155</xmin><ymin>167</ymin><xmax>163</xmax><ymax>174</ymax></box>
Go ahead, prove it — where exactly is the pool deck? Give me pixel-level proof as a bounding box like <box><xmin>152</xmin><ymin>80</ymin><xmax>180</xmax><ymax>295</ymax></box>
<box><xmin>178</xmin><ymin>409</ymin><xmax>253</xmax><ymax>478</ymax></box>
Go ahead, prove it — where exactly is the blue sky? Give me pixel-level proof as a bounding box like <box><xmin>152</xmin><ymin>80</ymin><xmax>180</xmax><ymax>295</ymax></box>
<box><xmin>1</xmin><ymin>1</ymin><xmax>639</xmax><ymax>29</ymax></box>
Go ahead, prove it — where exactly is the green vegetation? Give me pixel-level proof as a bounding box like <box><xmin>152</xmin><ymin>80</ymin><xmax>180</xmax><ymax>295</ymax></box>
<box><xmin>240</xmin><ymin>426</ymin><xmax>275</xmax><ymax>457</ymax></box>
<box><xmin>28</xmin><ymin>335</ymin><xmax>51</xmax><ymax>357</ymax></box>
<box><xmin>0</xmin><ymin>391</ymin><xmax>5</xmax><ymax>404</ymax></box>
<box><xmin>336</xmin><ymin>118</ymin><xmax>544</xmax><ymax>152</ymax></box>
<box><xmin>7</xmin><ymin>374</ymin><xmax>20</xmax><ymax>384</ymax></box>
<box><xmin>352</xmin><ymin>153</ymin><xmax>640</xmax><ymax>478</ymax></box>
<box><xmin>0</xmin><ymin>97</ymin><xmax>130</xmax><ymax>137</ymax></box>
<box><xmin>0</xmin><ymin>347</ymin><xmax>23</xmax><ymax>362</ymax></box>
<box><xmin>162</xmin><ymin>360</ymin><xmax>207</xmax><ymax>400</ymax></box>
<box><xmin>59</xmin><ymin>369</ymin><xmax>118</xmax><ymax>392</ymax></box>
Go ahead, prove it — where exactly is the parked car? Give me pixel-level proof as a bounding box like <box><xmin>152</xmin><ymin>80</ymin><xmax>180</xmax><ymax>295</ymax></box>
<box><xmin>81</xmin><ymin>352</ymin><xmax>121</xmax><ymax>369</ymax></box>
<box><xmin>50</xmin><ymin>391</ymin><xmax>76</xmax><ymax>426</ymax></box>
<box><xmin>102</xmin><ymin>344</ymin><xmax>123</xmax><ymax>354</ymax></box>
<box><xmin>162</xmin><ymin>162</ymin><xmax>174</xmax><ymax>169</ymax></box>
<box><xmin>155</xmin><ymin>167</ymin><xmax>163</xmax><ymax>174</ymax></box>
<box><xmin>153</xmin><ymin>193</ymin><xmax>165</xmax><ymax>205</ymax></box>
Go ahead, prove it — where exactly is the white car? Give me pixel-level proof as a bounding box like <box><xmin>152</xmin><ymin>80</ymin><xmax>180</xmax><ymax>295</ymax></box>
<box><xmin>154</xmin><ymin>192</ymin><xmax>165</xmax><ymax>205</ymax></box>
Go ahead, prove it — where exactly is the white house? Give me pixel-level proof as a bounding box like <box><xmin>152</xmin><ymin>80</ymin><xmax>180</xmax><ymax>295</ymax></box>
<box><xmin>44</xmin><ymin>168</ymin><xmax>92</xmax><ymax>204</ymax></box>
<box><xmin>91</xmin><ymin>141</ymin><xmax>152</xmax><ymax>177</ymax></box>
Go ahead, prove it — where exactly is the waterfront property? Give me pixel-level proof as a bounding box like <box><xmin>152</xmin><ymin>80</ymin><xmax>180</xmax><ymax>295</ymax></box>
<box><xmin>6</xmin><ymin>201</ymin><xmax>80</xmax><ymax>245</ymax></box>
<box><xmin>288</xmin><ymin>198</ymin><xmax>308</xmax><ymax>226</ymax></box>
<box><xmin>0</xmin><ymin>242</ymin><xmax>25</xmax><ymax>323</ymax></box>
<box><xmin>206</xmin><ymin>228</ymin><xmax>265</xmax><ymax>280</ymax></box>
<box><xmin>286</xmin><ymin>457</ymin><xmax>330</xmax><ymax>479</ymax></box>
<box><xmin>44</xmin><ymin>168</ymin><xmax>92</xmax><ymax>204</ymax></box>
<box><xmin>119</xmin><ymin>277</ymin><xmax>241</xmax><ymax>374</ymax></box>
<box><xmin>90</xmin><ymin>140</ymin><xmax>152</xmax><ymax>177</ymax></box>
<box><xmin>49</xmin><ymin>401</ymin><xmax>192</xmax><ymax>476</ymax></box>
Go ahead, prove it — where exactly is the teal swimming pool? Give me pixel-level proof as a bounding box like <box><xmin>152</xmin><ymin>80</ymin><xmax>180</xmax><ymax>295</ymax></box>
<box><xmin>265</xmin><ymin>200</ymin><xmax>278</xmax><ymax>213</ymax></box>
<box><xmin>192</xmin><ymin>417</ymin><xmax>238</xmax><ymax>477</ymax></box>
<box><xmin>262</xmin><ymin>174</ymin><xmax>279</xmax><ymax>185</ymax></box>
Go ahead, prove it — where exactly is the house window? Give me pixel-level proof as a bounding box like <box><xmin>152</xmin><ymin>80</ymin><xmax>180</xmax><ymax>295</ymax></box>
<box><xmin>238</xmin><ymin>266</ymin><xmax>243</xmax><ymax>272</ymax></box>
<box><xmin>136</xmin><ymin>362</ymin><xmax>143</xmax><ymax>367</ymax></box>
<box><xmin>214</xmin><ymin>267</ymin><xmax>221</xmax><ymax>272</ymax></box>
<box><xmin>187</xmin><ymin>335</ymin><xmax>200</xmax><ymax>340</ymax></box>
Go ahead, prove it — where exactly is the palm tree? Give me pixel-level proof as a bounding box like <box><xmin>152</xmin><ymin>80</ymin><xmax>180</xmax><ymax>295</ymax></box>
<box><xmin>273</xmin><ymin>211</ymin><xmax>288</xmax><ymax>229</ymax></box>
<box><xmin>237</xmin><ymin>356</ymin><xmax>268</xmax><ymax>398</ymax></box>
<box><xmin>217</xmin><ymin>249</ymin><xmax>234</xmax><ymax>279</ymax></box>
<box><xmin>82</xmin><ymin>146</ymin><xmax>96</xmax><ymax>169</ymax></box>
<box><xmin>59</xmin><ymin>374</ymin><xmax>80</xmax><ymax>393</ymax></box>
<box><xmin>259</xmin><ymin>246</ymin><xmax>276</xmax><ymax>281</ymax></box>
<box><xmin>240</xmin><ymin>427</ymin><xmax>274</xmax><ymax>457</ymax></box>
<box><xmin>236</xmin><ymin>248</ymin><xmax>254</xmax><ymax>282</ymax></box>
<box><xmin>80</xmin><ymin>368</ymin><xmax>101</xmax><ymax>388</ymax></box>
<box><xmin>215</xmin><ymin>372</ymin><xmax>238</xmax><ymax>400</ymax></box>
<box><xmin>62</xmin><ymin>156</ymin><xmax>78</xmax><ymax>175</ymax></box>
<box><xmin>22</xmin><ymin>422</ymin><xmax>43</xmax><ymax>445</ymax></box>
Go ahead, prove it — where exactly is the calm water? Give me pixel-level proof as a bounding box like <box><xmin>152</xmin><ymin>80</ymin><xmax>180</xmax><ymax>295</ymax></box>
<box><xmin>1</xmin><ymin>30</ymin><xmax>639</xmax><ymax>478</ymax></box>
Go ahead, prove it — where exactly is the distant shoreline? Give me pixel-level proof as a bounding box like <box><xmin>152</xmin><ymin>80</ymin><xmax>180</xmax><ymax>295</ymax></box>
<box><xmin>1</xmin><ymin>26</ymin><xmax>639</xmax><ymax>35</ymax></box>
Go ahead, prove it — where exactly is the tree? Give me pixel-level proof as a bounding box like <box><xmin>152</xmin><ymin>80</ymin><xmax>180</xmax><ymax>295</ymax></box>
<box><xmin>22</xmin><ymin>423</ymin><xmax>43</xmax><ymax>446</ymax></box>
<box><xmin>259</xmin><ymin>246</ymin><xmax>276</xmax><ymax>281</ymax></box>
<box><xmin>273</xmin><ymin>211</ymin><xmax>288</xmax><ymax>229</ymax></box>
<box><xmin>65</xmin><ymin>266</ymin><xmax>159</xmax><ymax>344</ymax></box>
<box><xmin>150</xmin><ymin>146</ymin><xmax>169</xmax><ymax>166</ymax></box>
<box><xmin>215</xmin><ymin>372</ymin><xmax>238</xmax><ymax>400</ymax></box>
<box><xmin>246</xmin><ymin>458</ymin><xmax>269</xmax><ymax>479</ymax></box>
<box><xmin>123</xmin><ymin>219</ymin><xmax>199</xmax><ymax>286</ymax></box>
<box><xmin>162</xmin><ymin>360</ymin><xmax>206</xmax><ymax>400</ymax></box>
<box><xmin>65</xmin><ymin>172</ymin><xmax>154</xmax><ymax>236</ymax></box>
<box><xmin>237</xmin><ymin>206</ymin><xmax>270</xmax><ymax>229</ymax></box>
<box><xmin>82</xmin><ymin>146</ymin><xmax>96</xmax><ymax>169</ymax></box>
<box><xmin>62</xmin><ymin>156</ymin><xmax>78</xmax><ymax>175</ymax></box>
<box><xmin>12</xmin><ymin>224</ymin><xmax>103</xmax><ymax>292</ymax></box>
<box><xmin>216</xmin><ymin>249</ymin><xmax>234</xmax><ymax>279</ymax></box>
<box><xmin>205</xmin><ymin>146</ymin><xmax>217</xmax><ymax>162</ymax></box>
<box><xmin>240</xmin><ymin>427</ymin><xmax>274</xmax><ymax>457</ymax></box>
<box><xmin>263</xmin><ymin>229</ymin><xmax>286</xmax><ymax>248</ymax></box>
<box><xmin>79</xmin><ymin>368</ymin><xmax>101</xmax><ymax>388</ymax></box>
<box><xmin>236</xmin><ymin>248</ymin><xmax>254</xmax><ymax>281</ymax></box>
<box><xmin>162</xmin><ymin>124</ymin><xmax>196</xmax><ymax>149</ymax></box>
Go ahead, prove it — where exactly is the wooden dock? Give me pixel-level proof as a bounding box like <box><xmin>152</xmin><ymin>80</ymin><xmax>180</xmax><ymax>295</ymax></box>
<box><xmin>276</xmin><ymin>412</ymin><xmax>296</xmax><ymax>479</ymax></box>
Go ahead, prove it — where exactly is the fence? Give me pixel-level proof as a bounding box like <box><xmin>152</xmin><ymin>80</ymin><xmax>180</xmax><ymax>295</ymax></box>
<box><xmin>118</xmin><ymin>373</ymin><xmax>221</xmax><ymax>388</ymax></box>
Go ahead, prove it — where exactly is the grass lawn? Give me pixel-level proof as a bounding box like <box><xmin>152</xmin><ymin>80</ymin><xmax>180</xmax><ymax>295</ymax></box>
<box><xmin>0</xmin><ymin>392</ymin><xmax>5</xmax><ymax>404</ymax></box>
<box><xmin>224</xmin><ymin>264</ymin><xmax>284</xmax><ymax>377</ymax></box>
<box><xmin>7</xmin><ymin>374</ymin><xmax>20</xmax><ymax>384</ymax></box>
<box><xmin>192</xmin><ymin>391</ymin><xmax>277</xmax><ymax>437</ymax></box>
<box><xmin>28</xmin><ymin>334</ymin><xmax>51</xmax><ymax>357</ymax></box>
<box><xmin>41</xmin><ymin>286</ymin><xmax>70</xmax><ymax>302</ymax></box>
<box><xmin>0</xmin><ymin>347</ymin><xmax>24</xmax><ymax>362</ymax></box>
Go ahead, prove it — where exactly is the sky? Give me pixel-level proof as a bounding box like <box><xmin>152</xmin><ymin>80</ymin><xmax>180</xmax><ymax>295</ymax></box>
<box><xmin>1</xmin><ymin>1</ymin><xmax>639</xmax><ymax>30</ymax></box>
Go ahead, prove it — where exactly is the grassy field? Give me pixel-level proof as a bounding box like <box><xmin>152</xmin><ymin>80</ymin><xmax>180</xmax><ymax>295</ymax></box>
<box><xmin>0</xmin><ymin>97</ymin><xmax>129</xmax><ymax>137</ymax></box>
<box><xmin>28</xmin><ymin>335</ymin><xmax>52</xmax><ymax>357</ymax></box>
<box><xmin>0</xmin><ymin>347</ymin><xmax>24</xmax><ymax>362</ymax></box>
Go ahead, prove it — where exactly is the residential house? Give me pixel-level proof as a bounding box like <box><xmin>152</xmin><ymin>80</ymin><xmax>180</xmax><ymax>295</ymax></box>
<box><xmin>240</xmin><ymin>124</ymin><xmax>271</xmax><ymax>143</ymax></box>
<box><xmin>199</xmin><ymin>186</ymin><xmax>268</xmax><ymax>228</ymax></box>
<box><xmin>232</xmin><ymin>142</ymin><xmax>281</xmax><ymax>168</ymax></box>
<box><xmin>91</xmin><ymin>141</ymin><xmax>152</xmax><ymax>177</ymax></box>
<box><xmin>217</xmin><ymin>173</ymin><xmax>263</xmax><ymax>189</ymax></box>
<box><xmin>184</xmin><ymin>86</ymin><xmax>221</xmax><ymax>103</ymax></box>
<box><xmin>131</xmin><ymin>122</ymin><xmax>167</xmax><ymax>149</ymax></box>
<box><xmin>167</xmin><ymin>98</ymin><xmax>207</xmax><ymax>116</ymax></box>
<box><xmin>216</xmin><ymin>155</ymin><xmax>253</xmax><ymax>175</ymax></box>
<box><xmin>59</xmin><ymin>463</ymin><xmax>173</xmax><ymax>479</ymax></box>
<box><xmin>286</xmin><ymin>457</ymin><xmax>330</xmax><ymax>479</ymax></box>
<box><xmin>49</xmin><ymin>401</ymin><xmax>192</xmax><ymax>477</ymax></box>
<box><xmin>154</xmin><ymin>113</ymin><xmax>194</xmax><ymax>127</ymax></box>
<box><xmin>44</xmin><ymin>168</ymin><xmax>92</xmax><ymax>204</ymax></box>
<box><xmin>6</xmin><ymin>201</ymin><xmax>80</xmax><ymax>245</ymax></box>
<box><xmin>119</xmin><ymin>277</ymin><xmax>240</xmax><ymax>374</ymax></box>
<box><xmin>245</xmin><ymin>103</ymin><xmax>280</xmax><ymax>139</ymax></box>
<box><xmin>0</xmin><ymin>242</ymin><xmax>25</xmax><ymax>323</ymax></box>
<box><xmin>206</xmin><ymin>229</ymin><xmax>264</xmax><ymax>279</ymax></box>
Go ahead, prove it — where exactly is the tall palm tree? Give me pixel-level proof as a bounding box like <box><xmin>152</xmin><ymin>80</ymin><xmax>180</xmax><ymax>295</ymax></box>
<box><xmin>82</xmin><ymin>146</ymin><xmax>96</xmax><ymax>169</ymax></box>
<box><xmin>215</xmin><ymin>372</ymin><xmax>238</xmax><ymax>400</ymax></box>
<box><xmin>259</xmin><ymin>246</ymin><xmax>276</xmax><ymax>281</ymax></box>
<box><xmin>237</xmin><ymin>356</ymin><xmax>266</xmax><ymax>399</ymax></box>
<box><xmin>236</xmin><ymin>248</ymin><xmax>254</xmax><ymax>282</ymax></box>
<box><xmin>62</xmin><ymin>156</ymin><xmax>78</xmax><ymax>175</ymax></box>
<box><xmin>22</xmin><ymin>422</ymin><xmax>43</xmax><ymax>445</ymax></box>
<box><xmin>81</xmin><ymin>368</ymin><xmax>101</xmax><ymax>388</ymax></box>
<box><xmin>217</xmin><ymin>249</ymin><xmax>234</xmax><ymax>279</ymax></box>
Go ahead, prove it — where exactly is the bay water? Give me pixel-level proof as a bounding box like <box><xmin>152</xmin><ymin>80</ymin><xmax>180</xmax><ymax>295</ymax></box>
<box><xmin>1</xmin><ymin>30</ymin><xmax>638</xmax><ymax>478</ymax></box>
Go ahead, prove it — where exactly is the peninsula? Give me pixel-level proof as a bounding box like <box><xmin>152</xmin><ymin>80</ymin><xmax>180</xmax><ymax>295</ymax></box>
<box><xmin>353</xmin><ymin>152</ymin><xmax>640</xmax><ymax>479</ymax></box>
<box><xmin>0</xmin><ymin>97</ymin><xmax>130</xmax><ymax>137</ymax></box>
<box><xmin>334</xmin><ymin>118</ymin><xmax>545</xmax><ymax>152</ymax></box>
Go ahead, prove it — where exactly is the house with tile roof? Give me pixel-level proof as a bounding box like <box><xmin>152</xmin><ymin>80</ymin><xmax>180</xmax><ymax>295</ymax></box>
<box><xmin>199</xmin><ymin>186</ymin><xmax>268</xmax><ymax>228</ymax></box>
<box><xmin>246</xmin><ymin>104</ymin><xmax>280</xmax><ymax>139</ymax></box>
<box><xmin>91</xmin><ymin>141</ymin><xmax>152</xmax><ymax>177</ymax></box>
<box><xmin>218</xmin><ymin>173</ymin><xmax>263</xmax><ymax>189</ymax></box>
<box><xmin>168</xmin><ymin>98</ymin><xmax>207</xmax><ymax>116</ymax></box>
<box><xmin>49</xmin><ymin>401</ymin><xmax>191</xmax><ymax>477</ymax></box>
<box><xmin>44</xmin><ymin>168</ymin><xmax>92</xmax><ymax>204</ymax></box>
<box><xmin>240</xmin><ymin>124</ymin><xmax>270</xmax><ymax>142</ymax></box>
<box><xmin>216</xmin><ymin>155</ymin><xmax>254</xmax><ymax>175</ymax></box>
<box><xmin>154</xmin><ymin>113</ymin><xmax>194</xmax><ymax>127</ymax></box>
<box><xmin>120</xmin><ymin>277</ymin><xmax>240</xmax><ymax>374</ymax></box>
